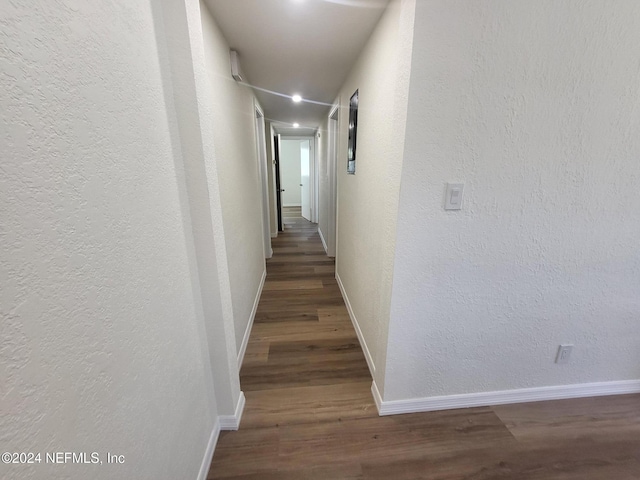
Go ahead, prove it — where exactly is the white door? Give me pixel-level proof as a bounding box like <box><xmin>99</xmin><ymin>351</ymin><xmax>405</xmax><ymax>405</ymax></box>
<box><xmin>300</xmin><ymin>140</ymin><xmax>311</xmax><ymax>221</ymax></box>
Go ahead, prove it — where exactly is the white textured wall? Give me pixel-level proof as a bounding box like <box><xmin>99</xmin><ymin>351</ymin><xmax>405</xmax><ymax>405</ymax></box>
<box><xmin>385</xmin><ymin>0</ymin><xmax>640</xmax><ymax>401</ymax></box>
<box><xmin>200</xmin><ymin>4</ymin><xmax>266</xmax><ymax>354</ymax></box>
<box><xmin>158</xmin><ymin>0</ymin><xmax>241</xmax><ymax>418</ymax></box>
<box><xmin>0</xmin><ymin>1</ymin><xmax>217</xmax><ymax>479</ymax></box>
<box><xmin>335</xmin><ymin>0</ymin><xmax>416</xmax><ymax>388</ymax></box>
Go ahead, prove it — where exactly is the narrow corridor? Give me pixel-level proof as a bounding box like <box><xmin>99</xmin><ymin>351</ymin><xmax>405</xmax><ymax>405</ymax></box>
<box><xmin>207</xmin><ymin>210</ymin><xmax>640</xmax><ymax>479</ymax></box>
<box><xmin>208</xmin><ymin>208</ymin><xmax>376</xmax><ymax>478</ymax></box>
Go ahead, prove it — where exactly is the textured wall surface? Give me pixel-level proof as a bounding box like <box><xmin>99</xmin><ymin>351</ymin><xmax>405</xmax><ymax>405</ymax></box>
<box><xmin>158</xmin><ymin>0</ymin><xmax>241</xmax><ymax>417</ymax></box>
<box><xmin>200</xmin><ymin>4</ymin><xmax>266</xmax><ymax>354</ymax></box>
<box><xmin>0</xmin><ymin>1</ymin><xmax>217</xmax><ymax>478</ymax></box>
<box><xmin>386</xmin><ymin>0</ymin><xmax>640</xmax><ymax>401</ymax></box>
<box><xmin>335</xmin><ymin>0</ymin><xmax>416</xmax><ymax>387</ymax></box>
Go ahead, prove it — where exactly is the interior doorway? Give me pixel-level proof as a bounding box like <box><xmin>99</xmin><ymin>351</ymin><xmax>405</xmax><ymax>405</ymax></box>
<box><xmin>300</xmin><ymin>139</ymin><xmax>311</xmax><ymax>221</ymax></box>
<box><xmin>274</xmin><ymin>135</ymin><xmax>283</xmax><ymax>232</ymax></box>
<box><xmin>279</xmin><ymin>136</ymin><xmax>316</xmax><ymax>224</ymax></box>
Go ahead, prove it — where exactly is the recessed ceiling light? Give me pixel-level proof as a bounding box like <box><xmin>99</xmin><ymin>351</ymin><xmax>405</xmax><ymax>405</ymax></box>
<box><xmin>292</xmin><ymin>94</ymin><xmax>302</xmax><ymax>103</ymax></box>
<box><xmin>293</xmin><ymin>123</ymin><xmax>300</xmax><ymax>128</ymax></box>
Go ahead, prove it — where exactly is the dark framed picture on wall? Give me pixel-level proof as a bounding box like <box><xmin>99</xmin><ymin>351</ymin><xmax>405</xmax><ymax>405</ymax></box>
<box><xmin>347</xmin><ymin>89</ymin><xmax>358</xmax><ymax>174</ymax></box>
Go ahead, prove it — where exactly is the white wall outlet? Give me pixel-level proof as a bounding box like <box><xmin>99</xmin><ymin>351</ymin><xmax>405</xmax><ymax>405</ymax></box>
<box><xmin>555</xmin><ymin>344</ymin><xmax>573</xmax><ymax>364</ymax></box>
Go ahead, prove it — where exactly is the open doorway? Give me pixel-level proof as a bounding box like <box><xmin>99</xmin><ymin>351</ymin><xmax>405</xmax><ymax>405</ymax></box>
<box><xmin>279</xmin><ymin>136</ymin><xmax>317</xmax><ymax>223</ymax></box>
<box><xmin>274</xmin><ymin>134</ymin><xmax>284</xmax><ymax>232</ymax></box>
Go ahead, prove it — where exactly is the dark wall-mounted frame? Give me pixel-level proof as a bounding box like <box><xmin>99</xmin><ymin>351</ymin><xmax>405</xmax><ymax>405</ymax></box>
<box><xmin>347</xmin><ymin>89</ymin><xmax>358</xmax><ymax>174</ymax></box>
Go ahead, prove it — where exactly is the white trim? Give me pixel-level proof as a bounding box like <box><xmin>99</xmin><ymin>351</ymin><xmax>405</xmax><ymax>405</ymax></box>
<box><xmin>335</xmin><ymin>272</ymin><xmax>375</xmax><ymax>375</ymax></box>
<box><xmin>238</xmin><ymin>269</ymin><xmax>266</xmax><ymax>368</ymax></box>
<box><xmin>254</xmin><ymin>101</ymin><xmax>272</xmax><ymax>260</ymax></box>
<box><xmin>268</xmin><ymin>123</ymin><xmax>279</xmax><ymax>239</ymax></box>
<box><xmin>371</xmin><ymin>380</ymin><xmax>383</xmax><ymax>413</ymax></box>
<box><xmin>196</xmin><ymin>418</ymin><xmax>221</xmax><ymax>480</ymax></box>
<box><xmin>318</xmin><ymin>226</ymin><xmax>328</xmax><ymax>254</ymax></box>
<box><xmin>219</xmin><ymin>392</ymin><xmax>246</xmax><ymax>430</ymax></box>
<box><xmin>283</xmin><ymin>203</ymin><xmax>302</xmax><ymax>207</ymax></box>
<box><xmin>313</xmin><ymin>132</ymin><xmax>319</xmax><ymax>224</ymax></box>
<box><xmin>374</xmin><ymin>379</ymin><xmax>640</xmax><ymax>416</ymax></box>
<box><xmin>279</xmin><ymin>135</ymin><xmax>315</xmax><ymax>141</ymax></box>
<box><xmin>327</xmin><ymin>102</ymin><xmax>339</xmax><ymax>258</ymax></box>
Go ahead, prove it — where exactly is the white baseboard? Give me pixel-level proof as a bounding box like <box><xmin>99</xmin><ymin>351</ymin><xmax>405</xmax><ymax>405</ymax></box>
<box><xmin>196</xmin><ymin>418</ymin><xmax>221</xmax><ymax>480</ymax></box>
<box><xmin>270</xmin><ymin>232</ymin><xmax>278</xmax><ymax>238</ymax></box>
<box><xmin>283</xmin><ymin>203</ymin><xmax>301</xmax><ymax>207</ymax></box>
<box><xmin>238</xmin><ymin>269</ymin><xmax>266</xmax><ymax>368</ymax></box>
<box><xmin>219</xmin><ymin>391</ymin><xmax>246</xmax><ymax>430</ymax></box>
<box><xmin>371</xmin><ymin>380</ymin><xmax>383</xmax><ymax>413</ymax></box>
<box><xmin>372</xmin><ymin>379</ymin><xmax>640</xmax><ymax>416</ymax></box>
<box><xmin>335</xmin><ymin>272</ymin><xmax>375</xmax><ymax>376</ymax></box>
<box><xmin>197</xmin><ymin>392</ymin><xmax>246</xmax><ymax>479</ymax></box>
<box><xmin>318</xmin><ymin>227</ymin><xmax>328</xmax><ymax>254</ymax></box>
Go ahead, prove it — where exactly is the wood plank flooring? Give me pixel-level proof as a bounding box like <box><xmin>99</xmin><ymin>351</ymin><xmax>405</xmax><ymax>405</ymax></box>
<box><xmin>208</xmin><ymin>211</ymin><xmax>640</xmax><ymax>479</ymax></box>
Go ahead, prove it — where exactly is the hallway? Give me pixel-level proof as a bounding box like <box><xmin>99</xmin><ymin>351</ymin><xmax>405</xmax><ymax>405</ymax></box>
<box><xmin>208</xmin><ymin>208</ymin><xmax>377</xmax><ymax>478</ymax></box>
<box><xmin>206</xmin><ymin>212</ymin><xmax>640</xmax><ymax>480</ymax></box>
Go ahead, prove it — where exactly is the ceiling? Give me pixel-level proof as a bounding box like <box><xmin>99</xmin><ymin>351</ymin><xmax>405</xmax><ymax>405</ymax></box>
<box><xmin>204</xmin><ymin>0</ymin><xmax>389</xmax><ymax>136</ymax></box>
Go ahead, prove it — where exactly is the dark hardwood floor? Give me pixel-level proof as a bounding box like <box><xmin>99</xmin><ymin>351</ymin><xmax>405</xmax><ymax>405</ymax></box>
<box><xmin>208</xmin><ymin>209</ymin><xmax>640</xmax><ymax>479</ymax></box>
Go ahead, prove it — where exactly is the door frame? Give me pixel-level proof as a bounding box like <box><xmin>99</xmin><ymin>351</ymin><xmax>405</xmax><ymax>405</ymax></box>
<box><xmin>274</xmin><ymin>134</ymin><xmax>283</xmax><ymax>232</ymax></box>
<box><xmin>327</xmin><ymin>103</ymin><xmax>339</xmax><ymax>257</ymax></box>
<box><xmin>279</xmin><ymin>135</ymin><xmax>317</xmax><ymax>223</ymax></box>
<box><xmin>254</xmin><ymin>102</ymin><xmax>272</xmax><ymax>258</ymax></box>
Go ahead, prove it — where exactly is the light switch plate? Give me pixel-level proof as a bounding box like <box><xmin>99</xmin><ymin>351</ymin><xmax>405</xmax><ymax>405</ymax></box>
<box><xmin>445</xmin><ymin>183</ymin><xmax>464</xmax><ymax>210</ymax></box>
<box><xmin>555</xmin><ymin>344</ymin><xmax>573</xmax><ymax>364</ymax></box>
